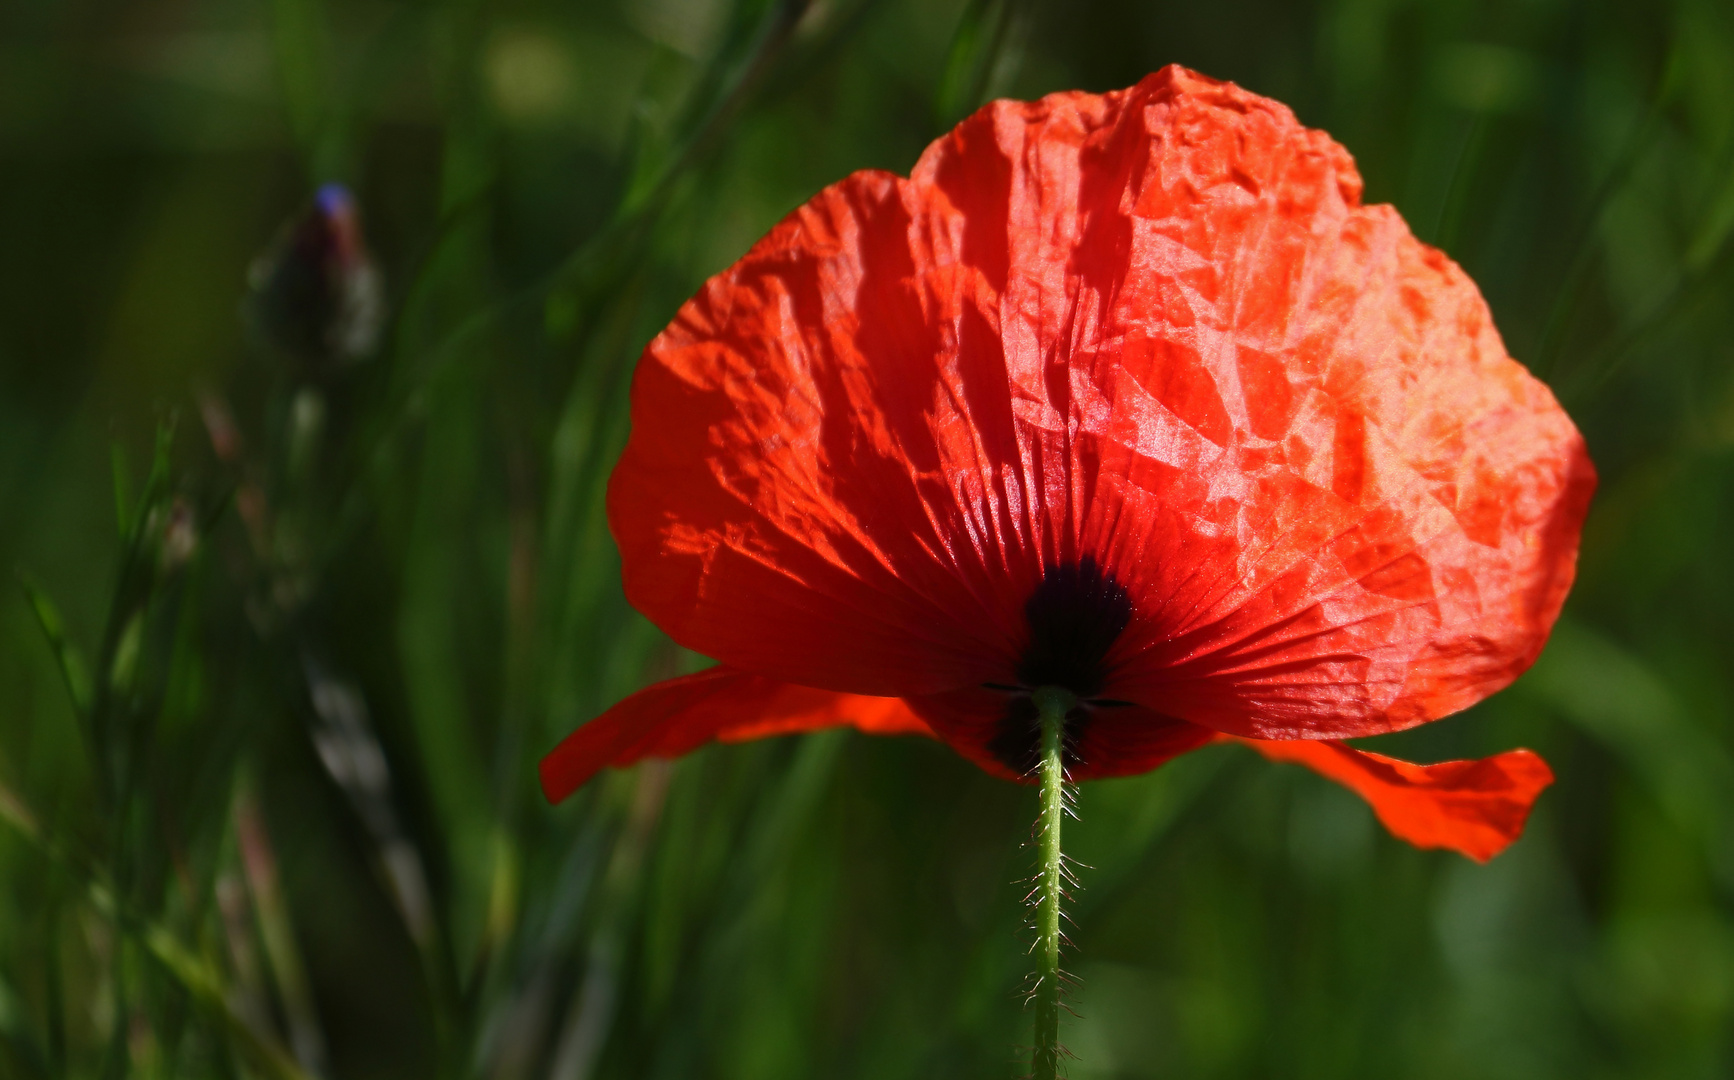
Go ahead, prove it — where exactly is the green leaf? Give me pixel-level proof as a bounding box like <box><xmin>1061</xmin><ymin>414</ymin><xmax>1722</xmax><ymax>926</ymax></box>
<box><xmin>17</xmin><ymin>572</ymin><xmax>93</xmax><ymax>718</ymax></box>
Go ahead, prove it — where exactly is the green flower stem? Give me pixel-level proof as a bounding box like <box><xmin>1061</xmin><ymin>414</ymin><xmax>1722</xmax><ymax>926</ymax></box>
<box><xmin>1031</xmin><ymin>686</ymin><xmax>1077</xmax><ymax>1080</ymax></box>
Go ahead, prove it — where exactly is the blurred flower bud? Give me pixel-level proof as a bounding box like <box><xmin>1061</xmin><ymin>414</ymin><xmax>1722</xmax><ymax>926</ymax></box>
<box><xmin>247</xmin><ymin>184</ymin><xmax>383</xmax><ymax>369</ymax></box>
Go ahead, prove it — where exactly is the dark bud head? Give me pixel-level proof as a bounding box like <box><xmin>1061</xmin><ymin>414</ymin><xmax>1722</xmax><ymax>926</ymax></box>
<box><xmin>248</xmin><ymin>184</ymin><xmax>383</xmax><ymax>371</ymax></box>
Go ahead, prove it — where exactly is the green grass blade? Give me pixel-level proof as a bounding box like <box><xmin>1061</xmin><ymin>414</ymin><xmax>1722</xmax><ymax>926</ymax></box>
<box><xmin>16</xmin><ymin>572</ymin><xmax>92</xmax><ymax>718</ymax></box>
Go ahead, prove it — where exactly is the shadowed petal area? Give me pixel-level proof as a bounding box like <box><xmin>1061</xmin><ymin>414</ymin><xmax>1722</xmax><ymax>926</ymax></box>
<box><xmin>903</xmin><ymin>686</ymin><xmax>1215</xmax><ymax>782</ymax></box>
<box><xmin>1237</xmin><ymin>737</ymin><xmax>1554</xmax><ymax>861</ymax></box>
<box><xmin>539</xmin><ymin>668</ymin><xmax>933</xmax><ymax>803</ymax></box>
<box><xmin>1077</xmin><ymin>708</ymin><xmax>1219</xmax><ymax>780</ymax></box>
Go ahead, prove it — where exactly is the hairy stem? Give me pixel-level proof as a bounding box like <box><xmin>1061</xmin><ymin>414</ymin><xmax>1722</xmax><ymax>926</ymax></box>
<box><xmin>1031</xmin><ymin>686</ymin><xmax>1075</xmax><ymax>1080</ymax></box>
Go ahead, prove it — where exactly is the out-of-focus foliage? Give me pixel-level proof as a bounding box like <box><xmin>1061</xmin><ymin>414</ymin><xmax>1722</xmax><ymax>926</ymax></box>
<box><xmin>1</xmin><ymin>0</ymin><xmax>1731</xmax><ymax>1076</ymax></box>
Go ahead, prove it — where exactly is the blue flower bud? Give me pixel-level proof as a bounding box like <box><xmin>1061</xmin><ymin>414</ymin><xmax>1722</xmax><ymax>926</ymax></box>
<box><xmin>247</xmin><ymin>184</ymin><xmax>383</xmax><ymax>368</ymax></box>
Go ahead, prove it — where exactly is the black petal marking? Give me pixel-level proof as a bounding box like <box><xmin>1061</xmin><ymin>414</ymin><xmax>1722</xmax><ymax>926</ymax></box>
<box><xmin>1016</xmin><ymin>556</ymin><xmax>1132</xmax><ymax>696</ymax></box>
<box><xmin>989</xmin><ymin>557</ymin><xmax>1134</xmax><ymax>773</ymax></box>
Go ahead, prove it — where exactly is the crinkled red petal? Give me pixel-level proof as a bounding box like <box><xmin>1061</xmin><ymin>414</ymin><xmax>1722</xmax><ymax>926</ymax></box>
<box><xmin>1237</xmin><ymin>737</ymin><xmax>1554</xmax><ymax>861</ymax></box>
<box><xmin>607</xmin><ymin>63</ymin><xmax>1594</xmax><ymax>779</ymax></box>
<box><xmin>538</xmin><ymin>668</ymin><xmax>932</xmax><ymax>803</ymax></box>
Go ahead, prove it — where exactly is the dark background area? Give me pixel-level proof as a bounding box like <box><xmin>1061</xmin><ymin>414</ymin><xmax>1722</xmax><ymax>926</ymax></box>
<box><xmin>2</xmin><ymin>0</ymin><xmax>1732</xmax><ymax>1077</ymax></box>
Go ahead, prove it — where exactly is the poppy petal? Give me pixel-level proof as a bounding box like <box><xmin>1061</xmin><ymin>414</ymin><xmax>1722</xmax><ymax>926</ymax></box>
<box><xmin>608</xmin><ymin>64</ymin><xmax>1594</xmax><ymax>778</ymax></box>
<box><xmin>608</xmin><ymin>167</ymin><xmax>1030</xmax><ymax>699</ymax></box>
<box><xmin>539</xmin><ymin>668</ymin><xmax>932</xmax><ymax>804</ymax></box>
<box><xmin>1236</xmin><ymin>737</ymin><xmax>1554</xmax><ymax>861</ymax></box>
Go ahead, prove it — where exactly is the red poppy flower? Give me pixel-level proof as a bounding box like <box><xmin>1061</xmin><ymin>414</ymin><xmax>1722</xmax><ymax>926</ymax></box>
<box><xmin>542</xmin><ymin>65</ymin><xmax>1594</xmax><ymax>862</ymax></box>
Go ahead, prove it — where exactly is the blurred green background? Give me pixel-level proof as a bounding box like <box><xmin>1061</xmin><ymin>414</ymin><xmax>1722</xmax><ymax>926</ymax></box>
<box><xmin>3</xmin><ymin>0</ymin><xmax>1733</xmax><ymax>1077</ymax></box>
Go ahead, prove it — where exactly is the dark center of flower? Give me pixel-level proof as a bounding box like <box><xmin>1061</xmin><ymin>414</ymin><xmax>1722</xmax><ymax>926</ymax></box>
<box><xmin>987</xmin><ymin>557</ymin><xmax>1134</xmax><ymax>773</ymax></box>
